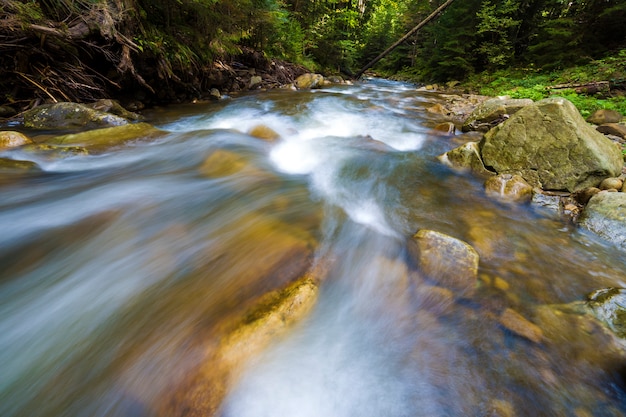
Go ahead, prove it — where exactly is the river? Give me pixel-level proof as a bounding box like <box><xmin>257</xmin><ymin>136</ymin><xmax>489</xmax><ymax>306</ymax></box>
<box><xmin>1</xmin><ymin>78</ymin><xmax>626</xmax><ymax>416</ymax></box>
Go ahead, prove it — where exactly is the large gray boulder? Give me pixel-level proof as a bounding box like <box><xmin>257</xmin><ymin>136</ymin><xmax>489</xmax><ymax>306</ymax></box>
<box><xmin>578</xmin><ymin>191</ymin><xmax>626</xmax><ymax>248</ymax></box>
<box><xmin>480</xmin><ymin>97</ymin><xmax>623</xmax><ymax>192</ymax></box>
<box><xmin>23</xmin><ymin>102</ymin><xmax>130</xmax><ymax>129</ymax></box>
<box><xmin>462</xmin><ymin>97</ymin><xmax>533</xmax><ymax>132</ymax></box>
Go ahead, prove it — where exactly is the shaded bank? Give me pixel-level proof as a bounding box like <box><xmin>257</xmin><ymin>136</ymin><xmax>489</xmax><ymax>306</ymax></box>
<box><xmin>0</xmin><ymin>1</ymin><xmax>310</xmax><ymax>112</ymax></box>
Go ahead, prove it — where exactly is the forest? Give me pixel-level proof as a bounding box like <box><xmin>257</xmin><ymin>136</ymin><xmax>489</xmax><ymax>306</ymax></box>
<box><xmin>1</xmin><ymin>0</ymin><xmax>625</xmax><ymax>106</ymax></box>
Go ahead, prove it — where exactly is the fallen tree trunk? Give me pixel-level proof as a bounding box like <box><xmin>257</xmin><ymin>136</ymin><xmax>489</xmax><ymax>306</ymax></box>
<box><xmin>355</xmin><ymin>0</ymin><xmax>455</xmax><ymax>79</ymax></box>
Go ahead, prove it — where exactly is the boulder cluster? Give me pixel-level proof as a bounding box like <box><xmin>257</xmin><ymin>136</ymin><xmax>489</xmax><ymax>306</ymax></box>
<box><xmin>440</xmin><ymin>96</ymin><xmax>626</xmax><ymax>249</ymax></box>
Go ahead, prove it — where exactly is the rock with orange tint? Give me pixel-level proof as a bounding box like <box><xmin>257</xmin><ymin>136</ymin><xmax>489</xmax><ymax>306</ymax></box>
<box><xmin>160</xmin><ymin>275</ymin><xmax>319</xmax><ymax>417</ymax></box>
<box><xmin>0</xmin><ymin>131</ymin><xmax>33</xmax><ymax>149</ymax></box>
<box><xmin>248</xmin><ymin>125</ymin><xmax>280</xmax><ymax>142</ymax></box>
<box><xmin>409</xmin><ymin>229</ymin><xmax>479</xmax><ymax>296</ymax></box>
<box><xmin>499</xmin><ymin>308</ymin><xmax>543</xmax><ymax>343</ymax></box>
<box><xmin>484</xmin><ymin>173</ymin><xmax>533</xmax><ymax>203</ymax></box>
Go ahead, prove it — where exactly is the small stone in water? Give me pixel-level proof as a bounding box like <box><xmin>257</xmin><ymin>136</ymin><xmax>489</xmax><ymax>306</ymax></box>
<box><xmin>498</xmin><ymin>308</ymin><xmax>543</xmax><ymax>343</ymax></box>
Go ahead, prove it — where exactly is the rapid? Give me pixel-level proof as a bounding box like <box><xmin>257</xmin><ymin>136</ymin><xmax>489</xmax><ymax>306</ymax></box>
<box><xmin>1</xmin><ymin>78</ymin><xmax>626</xmax><ymax>417</ymax></box>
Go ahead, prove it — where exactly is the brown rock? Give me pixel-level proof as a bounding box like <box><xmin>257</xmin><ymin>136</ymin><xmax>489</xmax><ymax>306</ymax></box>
<box><xmin>597</xmin><ymin>123</ymin><xmax>626</xmax><ymax>139</ymax></box>
<box><xmin>409</xmin><ymin>229</ymin><xmax>479</xmax><ymax>295</ymax></box>
<box><xmin>599</xmin><ymin>177</ymin><xmax>623</xmax><ymax>191</ymax></box>
<box><xmin>433</xmin><ymin>122</ymin><xmax>456</xmax><ymax>135</ymax></box>
<box><xmin>414</xmin><ymin>284</ymin><xmax>455</xmax><ymax>315</ymax></box>
<box><xmin>164</xmin><ymin>276</ymin><xmax>318</xmax><ymax>417</ymax></box>
<box><xmin>0</xmin><ymin>131</ymin><xmax>33</xmax><ymax>149</ymax></box>
<box><xmin>499</xmin><ymin>308</ymin><xmax>543</xmax><ymax>343</ymax></box>
<box><xmin>587</xmin><ymin>109</ymin><xmax>623</xmax><ymax>125</ymax></box>
<box><xmin>248</xmin><ymin>125</ymin><xmax>280</xmax><ymax>141</ymax></box>
<box><xmin>574</xmin><ymin>187</ymin><xmax>602</xmax><ymax>204</ymax></box>
<box><xmin>484</xmin><ymin>174</ymin><xmax>533</xmax><ymax>203</ymax></box>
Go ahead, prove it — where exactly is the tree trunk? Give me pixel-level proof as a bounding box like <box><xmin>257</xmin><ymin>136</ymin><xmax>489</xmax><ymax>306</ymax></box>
<box><xmin>355</xmin><ymin>0</ymin><xmax>456</xmax><ymax>79</ymax></box>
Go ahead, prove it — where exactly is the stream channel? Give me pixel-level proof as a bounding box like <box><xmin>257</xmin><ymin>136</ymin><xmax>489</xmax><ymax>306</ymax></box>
<box><xmin>2</xmin><ymin>78</ymin><xmax>626</xmax><ymax>416</ymax></box>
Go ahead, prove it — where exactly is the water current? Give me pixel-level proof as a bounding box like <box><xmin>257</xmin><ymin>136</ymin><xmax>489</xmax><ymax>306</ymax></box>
<box><xmin>2</xmin><ymin>79</ymin><xmax>626</xmax><ymax>416</ymax></box>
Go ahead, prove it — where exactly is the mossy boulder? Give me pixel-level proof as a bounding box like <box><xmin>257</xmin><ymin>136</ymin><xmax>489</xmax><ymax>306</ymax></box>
<box><xmin>0</xmin><ymin>131</ymin><xmax>33</xmax><ymax>149</ymax></box>
<box><xmin>21</xmin><ymin>144</ymin><xmax>89</xmax><ymax>158</ymax></box>
<box><xmin>462</xmin><ymin>97</ymin><xmax>533</xmax><ymax>132</ymax></box>
<box><xmin>0</xmin><ymin>157</ymin><xmax>40</xmax><ymax>171</ymax></box>
<box><xmin>85</xmin><ymin>99</ymin><xmax>143</xmax><ymax>121</ymax></box>
<box><xmin>480</xmin><ymin>98</ymin><xmax>623</xmax><ymax>192</ymax></box>
<box><xmin>409</xmin><ymin>229</ymin><xmax>479</xmax><ymax>296</ymax></box>
<box><xmin>578</xmin><ymin>191</ymin><xmax>626</xmax><ymax>248</ymax></box>
<box><xmin>23</xmin><ymin>102</ymin><xmax>130</xmax><ymax>129</ymax></box>
<box><xmin>295</xmin><ymin>73</ymin><xmax>324</xmax><ymax>89</ymax></box>
<box><xmin>46</xmin><ymin>122</ymin><xmax>165</xmax><ymax>151</ymax></box>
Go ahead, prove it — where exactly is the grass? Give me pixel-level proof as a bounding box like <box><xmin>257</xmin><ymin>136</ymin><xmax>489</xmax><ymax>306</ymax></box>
<box><xmin>462</xmin><ymin>50</ymin><xmax>626</xmax><ymax>118</ymax></box>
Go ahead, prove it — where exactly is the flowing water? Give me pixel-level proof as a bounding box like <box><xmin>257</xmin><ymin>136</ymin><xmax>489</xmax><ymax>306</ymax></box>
<box><xmin>2</xmin><ymin>79</ymin><xmax>626</xmax><ymax>417</ymax></box>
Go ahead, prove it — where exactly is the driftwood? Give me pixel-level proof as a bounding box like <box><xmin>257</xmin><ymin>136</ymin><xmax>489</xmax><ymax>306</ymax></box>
<box><xmin>355</xmin><ymin>0</ymin><xmax>456</xmax><ymax>79</ymax></box>
<box><xmin>547</xmin><ymin>81</ymin><xmax>610</xmax><ymax>94</ymax></box>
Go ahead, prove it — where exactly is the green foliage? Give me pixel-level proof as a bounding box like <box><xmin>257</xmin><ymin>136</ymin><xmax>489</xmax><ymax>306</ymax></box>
<box><xmin>463</xmin><ymin>52</ymin><xmax>626</xmax><ymax>118</ymax></box>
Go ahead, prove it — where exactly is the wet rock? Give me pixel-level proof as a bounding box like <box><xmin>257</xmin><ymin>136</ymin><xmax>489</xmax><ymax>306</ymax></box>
<box><xmin>21</xmin><ymin>144</ymin><xmax>89</xmax><ymax>158</ymax></box>
<box><xmin>597</xmin><ymin>123</ymin><xmax>626</xmax><ymax>139</ymax></box>
<box><xmin>46</xmin><ymin>122</ymin><xmax>165</xmax><ymax>151</ymax></box>
<box><xmin>578</xmin><ymin>191</ymin><xmax>626</xmax><ymax>248</ymax></box>
<box><xmin>163</xmin><ymin>275</ymin><xmax>318</xmax><ymax>417</ymax></box>
<box><xmin>23</xmin><ymin>102</ymin><xmax>131</xmax><ymax>129</ymax></box>
<box><xmin>462</xmin><ymin>97</ymin><xmax>533</xmax><ymax>132</ymax></box>
<box><xmin>439</xmin><ymin>141</ymin><xmax>495</xmax><ymax>178</ymax></box>
<box><xmin>574</xmin><ymin>187</ymin><xmax>602</xmax><ymax>205</ymax></box>
<box><xmin>0</xmin><ymin>105</ymin><xmax>17</xmax><ymax>118</ymax></box>
<box><xmin>86</xmin><ymin>99</ymin><xmax>143</xmax><ymax>121</ymax></box>
<box><xmin>587</xmin><ymin>288</ymin><xmax>626</xmax><ymax>339</ymax></box>
<box><xmin>426</xmin><ymin>103</ymin><xmax>449</xmax><ymax>115</ymax></box>
<box><xmin>248</xmin><ymin>125</ymin><xmax>280</xmax><ymax>142</ymax></box>
<box><xmin>480</xmin><ymin>98</ymin><xmax>623</xmax><ymax>192</ymax></box>
<box><xmin>484</xmin><ymin>174</ymin><xmax>533</xmax><ymax>203</ymax></box>
<box><xmin>433</xmin><ymin>122</ymin><xmax>456</xmax><ymax>135</ymax></box>
<box><xmin>209</xmin><ymin>88</ymin><xmax>221</xmax><ymax>100</ymax></box>
<box><xmin>499</xmin><ymin>308</ymin><xmax>543</xmax><ymax>343</ymax></box>
<box><xmin>0</xmin><ymin>131</ymin><xmax>33</xmax><ymax>149</ymax></box>
<box><xmin>587</xmin><ymin>109</ymin><xmax>623</xmax><ymax>125</ymax></box>
<box><xmin>486</xmin><ymin>399</ymin><xmax>516</xmax><ymax>417</ymax></box>
<box><xmin>199</xmin><ymin>149</ymin><xmax>248</xmax><ymax>177</ymax></box>
<box><xmin>409</xmin><ymin>229</ymin><xmax>479</xmax><ymax>296</ymax></box>
<box><xmin>295</xmin><ymin>73</ymin><xmax>324</xmax><ymax>89</ymax></box>
<box><xmin>0</xmin><ymin>157</ymin><xmax>40</xmax><ymax>171</ymax></box>
<box><xmin>414</xmin><ymin>284</ymin><xmax>455</xmax><ymax>315</ymax></box>
<box><xmin>599</xmin><ymin>177</ymin><xmax>623</xmax><ymax>191</ymax></box>
<box><xmin>326</xmin><ymin>75</ymin><xmax>344</xmax><ymax>84</ymax></box>
<box><xmin>249</xmin><ymin>75</ymin><xmax>262</xmax><ymax>89</ymax></box>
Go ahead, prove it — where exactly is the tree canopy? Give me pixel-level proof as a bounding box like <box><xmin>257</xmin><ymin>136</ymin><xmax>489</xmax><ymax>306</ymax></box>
<box><xmin>1</xmin><ymin>0</ymin><xmax>625</xmax><ymax>103</ymax></box>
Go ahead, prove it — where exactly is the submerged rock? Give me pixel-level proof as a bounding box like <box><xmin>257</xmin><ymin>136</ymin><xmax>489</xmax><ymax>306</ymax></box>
<box><xmin>480</xmin><ymin>98</ymin><xmax>623</xmax><ymax>192</ymax></box>
<box><xmin>578</xmin><ymin>191</ymin><xmax>626</xmax><ymax>248</ymax></box>
<box><xmin>248</xmin><ymin>125</ymin><xmax>280</xmax><ymax>141</ymax></box>
<box><xmin>23</xmin><ymin>102</ymin><xmax>131</xmax><ymax>129</ymax></box>
<box><xmin>47</xmin><ymin>122</ymin><xmax>165</xmax><ymax>150</ymax></box>
<box><xmin>484</xmin><ymin>174</ymin><xmax>533</xmax><ymax>203</ymax></box>
<box><xmin>409</xmin><ymin>229</ymin><xmax>479</xmax><ymax>296</ymax></box>
<box><xmin>21</xmin><ymin>144</ymin><xmax>89</xmax><ymax>158</ymax></box>
<box><xmin>498</xmin><ymin>308</ymin><xmax>543</xmax><ymax>343</ymax></box>
<box><xmin>462</xmin><ymin>97</ymin><xmax>533</xmax><ymax>132</ymax></box>
<box><xmin>0</xmin><ymin>157</ymin><xmax>40</xmax><ymax>171</ymax></box>
<box><xmin>163</xmin><ymin>275</ymin><xmax>319</xmax><ymax>417</ymax></box>
<box><xmin>0</xmin><ymin>131</ymin><xmax>33</xmax><ymax>149</ymax></box>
